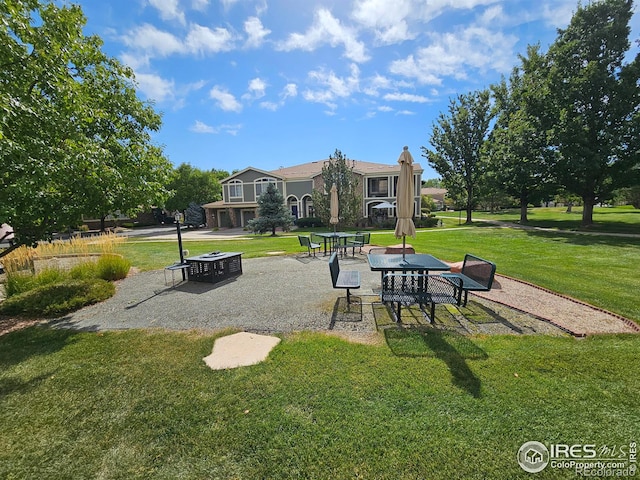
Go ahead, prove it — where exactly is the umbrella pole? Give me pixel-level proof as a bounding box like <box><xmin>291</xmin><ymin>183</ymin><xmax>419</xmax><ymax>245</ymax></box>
<box><xmin>402</xmin><ymin>235</ymin><xmax>406</xmax><ymax>260</ymax></box>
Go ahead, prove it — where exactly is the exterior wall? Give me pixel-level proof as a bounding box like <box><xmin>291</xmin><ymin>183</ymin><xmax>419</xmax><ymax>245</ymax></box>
<box><xmin>284</xmin><ymin>179</ymin><xmax>313</xmax><ymax>199</ymax></box>
<box><xmin>210</xmin><ymin>164</ymin><xmax>423</xmax><ymax>226</ymax></box>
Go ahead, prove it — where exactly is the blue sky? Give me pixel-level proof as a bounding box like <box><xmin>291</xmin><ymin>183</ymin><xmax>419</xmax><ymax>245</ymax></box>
<box><xmin>76</xmin><ymin>0</ymin><xmax>640</xmax><ymax>179</ymax></box>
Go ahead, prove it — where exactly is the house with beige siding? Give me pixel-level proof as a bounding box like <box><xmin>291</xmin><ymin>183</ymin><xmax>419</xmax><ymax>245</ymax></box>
<box><xmin>203</xmin><ymin>159</ymin><xmax>423</xmax><ymax>228</ymax></box>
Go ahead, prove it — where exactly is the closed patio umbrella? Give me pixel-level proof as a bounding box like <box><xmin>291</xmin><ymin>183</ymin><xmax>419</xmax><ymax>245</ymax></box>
<box><xmin>329</xmin><ymin>183</ymin><xmax>339</xmax><ymax>233</ymax></box>
<box><xmin>394</xmin><ymin>146</ymin><xmax>416</xmax><ymax>259</ymax></box>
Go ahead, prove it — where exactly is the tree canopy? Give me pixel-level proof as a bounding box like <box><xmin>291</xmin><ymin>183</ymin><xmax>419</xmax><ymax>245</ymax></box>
<box><xmin>311</xmin><ymin>149</ymin><xmax>362</xmax><ymax>229</ymax></box>
<box><xmin>164</xmin><ymin>164</ymin><xmax>225</xmax><ymax>213</ymax></box>
<box><xmin>546</xmin><ymin>0</ymin><xmax>640</xmax><ymax>226</ymax></box>
<box><xmin>0</xmin><ymin>0</ymin><xmax>173</xmax><ymax>247</ymax></box>
<box><xmin>423</xmin><ymin>90</ymin><xmax>493</xmax><ymax>223</ymax></box>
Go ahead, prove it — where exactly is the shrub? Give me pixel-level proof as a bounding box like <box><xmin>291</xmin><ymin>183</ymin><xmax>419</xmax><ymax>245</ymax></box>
<box><xmin>69</xmin><ymin>261</ymin><xmax>100</xmax><ymax>280</ymax></box>
<box><xmin>4</xmin><ymin>268</ymin><xmax>67</xmax><ymax>298</ymax></box>
<box><xmin>0</xmin><ymin>279</ymin><xmax>115</xmax><ymax>317</ymax></box>
<box><xmin>96</xmin><ymin>254</ymin><xmax>131</xmax><ymax>281</ymax></box>
<box><xmin>294</xmin><ymin>217</ymin><xmax>323</xmax><ymax>228</ymax></box>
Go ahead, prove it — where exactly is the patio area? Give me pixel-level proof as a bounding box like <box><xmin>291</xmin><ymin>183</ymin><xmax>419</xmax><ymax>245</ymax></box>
<box><xmin>46</xmin><ymin>254</ymin><xmax>637</xmax><ymax>338</ymax></box>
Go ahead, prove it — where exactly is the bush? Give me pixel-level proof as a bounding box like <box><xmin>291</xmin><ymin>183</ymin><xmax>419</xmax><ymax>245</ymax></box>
<box><xmin>294</xmin><ymin>217</ymin><xmax>323</xmax><ymax>228</ymax></box>
<box><xmin>69</xmin><ymin>261</ymin><xmax>100</xmax><ymax>280</ymax></box>
<box><xmin>0</xmin><ymin>279</ymin><xmax>115</xmax><ymax>317</ymax></box>
<box><xmin>415</xmin><ymin>214</ymin><xmax>440</xmax><ymax>228</ymax></box>
<box><xmin>96</xmin><ymin>254</ymin><xmax>130</xmax><ymax>281</ymax></box>
<box><xmin>4</xmin><ymin>268</ymin><xmax>67</xmax><ymax>298</ymax></box>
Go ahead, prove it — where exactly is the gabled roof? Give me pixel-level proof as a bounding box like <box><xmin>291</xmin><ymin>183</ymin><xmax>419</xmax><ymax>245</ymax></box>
<box><xmin>270</xmin><ymin>159</ymin><xmax>423</xmax><ymax>180</ymax></box>
<box><xmin>221</xmin><ymin>167</ymin><xmax>285</xmax><ymax>183</ymax></box>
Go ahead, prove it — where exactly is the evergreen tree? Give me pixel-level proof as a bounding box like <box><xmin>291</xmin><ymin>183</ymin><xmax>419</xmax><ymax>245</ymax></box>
<box><xmin>247</xmin><ymin>184</ymin><xmax>293</xmax><ymax>236</ymax></box>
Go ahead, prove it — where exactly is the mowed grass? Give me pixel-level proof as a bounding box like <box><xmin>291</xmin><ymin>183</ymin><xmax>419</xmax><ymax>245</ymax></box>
<box><xmin>468</xmin><ymin>205</ymin><xmax>640</xmax><ymax>234</ymax></box>
<box><xmin>1</xmin><ymin>328</ymin><xmax>638</xmax><ymax>479</ymax></box>
<box><xmin>118</xmin><ymin>224</ymin><xmax>640</xmax><ymax>322</ymax></box>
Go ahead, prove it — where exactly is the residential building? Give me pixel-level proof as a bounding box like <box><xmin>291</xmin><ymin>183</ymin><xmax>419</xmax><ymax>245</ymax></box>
<box><xmin>203</xmin><ymin>159</ymin><xmax>423</xmax><ymax>228</ymax></box>
<box><xmin>420</xmin><ymin>187</ymin><xmax>447</xmax><ymax>210</ymax></box>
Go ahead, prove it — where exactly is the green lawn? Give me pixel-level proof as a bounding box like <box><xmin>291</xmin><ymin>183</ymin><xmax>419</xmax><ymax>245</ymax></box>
<box><xmin>1</xmin><ymin>328</ymin><xmax>638</xmax><ymax>479</ymax></box>
<box><xmin>466</xmin><ymin>205</ymin><xmax>640</xmax><ymax>234</ymax></box>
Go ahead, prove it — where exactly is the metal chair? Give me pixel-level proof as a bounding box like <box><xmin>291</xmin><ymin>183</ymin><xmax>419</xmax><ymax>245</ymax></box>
<box><xmin>298</xmin><ymin>235</ymin><xmax>321</xmax><ymax>257</ymax></box>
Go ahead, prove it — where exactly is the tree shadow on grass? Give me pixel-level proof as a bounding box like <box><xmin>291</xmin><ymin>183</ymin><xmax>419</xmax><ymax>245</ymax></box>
<box><xmin>0</xmin><ymin>326</ymin><xmax>78</xmax><ymax>398</ymax></box>
<box><xmin>384</xmin><ymin>325</ymin><xmax>487</xmax><ymax>398</ymax></box>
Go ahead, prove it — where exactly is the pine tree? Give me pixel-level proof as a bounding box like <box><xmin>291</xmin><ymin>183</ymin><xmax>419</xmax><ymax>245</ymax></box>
<box><xmin>247</xmin><ymin>184</ymin><xmax>293</xmax><ymax>236</ymax></box>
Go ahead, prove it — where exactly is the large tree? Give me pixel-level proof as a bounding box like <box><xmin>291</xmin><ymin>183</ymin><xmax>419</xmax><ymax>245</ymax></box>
<box><xmin>311</xmin><ymin>149</ymin><xmax>362</xmax><ymax>228</ymax></box>
<box><xmin>423</xmin><ymin>90</ymin><xmax>494</xmax><ymax>223</ymax></box>
<box><xmin>546</xmin><ymin>0</ymin><xmax>640</xmax><ymax>226</ymax></box>
<box><xmin>0</xmin><ymin>0</ymin><xmax>173</xmax><ymax>247</ymax></box>
<box><xmin>488</xmin><ymin>46</ymin><xmax>558</xmax><ymax>223</ymax></box>
<box><xmin>164</xmin><ymin>164</ymin><xmax>224</xmax><ymax>213</ymax></box>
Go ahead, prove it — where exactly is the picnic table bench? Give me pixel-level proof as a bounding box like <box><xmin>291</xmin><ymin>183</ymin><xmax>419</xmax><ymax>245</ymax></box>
<box><xmin>381</xmin><ymin>273</ymin><xmax>457</xmax><ymax>322</ymax></box>
<box><xmin>441</xmin><ymin>254</ymin><xmax>496</xmax><ymax>306</ymax></box>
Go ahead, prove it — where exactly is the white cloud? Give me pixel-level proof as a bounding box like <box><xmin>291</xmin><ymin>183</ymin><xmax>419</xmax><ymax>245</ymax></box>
<box><xmin>383</xmin><ymin>92</ymin><xmax>429</xmax><ymax>103</ymax></box>
<box><xmin>133</xmin><ymin>72</ymin><xmax>175</xmax><ymax>102</ymax></box>
<box><xmin>244</xmin><ymin>16</ymin><xmax>271</xmax><ymax>48</ymax></box>
<box><xmin>378</xmin><ymin>105</ymin><xmax>393</xmax><ymax>112</ymax></box>
<box><xmin>303</xmin><ymin>64</ymin><xmax>361</xmax><ymax>107</ymax></box>
<box><xmin>389</xmin><ymin>26</ymin><xmax>517</xmax><ymax>84</ymax></box>
<box><xmin>242</xmin><ymin>77</ymin><xmax>267</xmax><ymax>101</ymax></box>
<box><xmin>185</xmin><ymin>24</ymin><xmax>235</xmax><ymax>54</ymax></box>
<box><xmin>351</xmin><ymin>0</ymin><xmax>414</xmax><ymax>44</ymax></box>
<box><xmin>209</xmin><ymin>86</ymin><xmax>243</xmax><ymax>112</ymax></box>
<box><xmin>259</xmin><ymin>101</ymin><xmax>279</xmax><ymax>111</ymax></box>
<box><xmin>191</xmin><ymin>121</ymin><xmax>242</xmax><ymax>135</ymax></box>
<box><xmin>147</xmin><ymin>0</ymin><xmax>185</xmax><ymax>25</ymax></box>
<box><xmin>281</xmin><ymin>83</ymin><xmax>298</xmax><ymax>100</ymax></box>
<box><xmin>192</xmin><ymin>0</ymin><xmax>209</xmax><ymax>12</ymax></box>
<box><xmin>541</xmin><ymin>1</ymin><xmax>578</xmax><ymax>28</ymax></box>
<box><xmin>396</xmin><ymin>110</ymin><xmax>416</xmax><ymax>115</ymax></box>
<box><xmin>191</xmin><ymin>120</ymin><xmax>216</xmax><ymax>133</ymax></box>
<box><xmin>363</xmin><ymin>73</ymin><xmax>393</xmax><ymax>96</ymax></box>
<box><xmin>122</xmin><ymin>24</ymin><xmax>185</xmax><ymax>57</ymax></box>
<box><xmin>278</xmin><ymin>8</ymin><xmax>369</xmax><ymax>63</ymax></box>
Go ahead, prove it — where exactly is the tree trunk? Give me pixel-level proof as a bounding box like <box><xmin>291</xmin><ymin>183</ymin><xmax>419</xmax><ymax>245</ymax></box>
<box><xmin>465</xmin><ymin>206</ymin><xmax>473</xmax><ymax>224</ymax></box>
<box><xmin>100</xmin><ymin>215</ymin><xmax>107</xmax><ymax>232</ymax></box>
<box><xmin>582</xmin><ymin>197</ymin><xmax>595</xmax><ymax>227</ymax></box>
<box><xmin>520</xmin><ymin>201</ymin><xmax>528</xmax><ymax>223</ymax></box>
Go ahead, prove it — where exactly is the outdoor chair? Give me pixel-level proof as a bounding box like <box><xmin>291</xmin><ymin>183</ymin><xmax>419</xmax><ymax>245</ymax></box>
<box><xmin>298</xmin><ymin>235</ymin><xmax>321</xmax><ymax>257</ymax></box>
<box><xmin>328</xmin><ymin>252</ymin><xmax>360</xmax><ymax>304</ymax></box>
<box><xmin>441</xmin><ymin>254</ymin><xmax>496</xmax><ymax>306</ymax></box>
<box><xmin>347</xmin><ymin>232</ymin><xmax>371</xmax><ymax>255</ymax></box>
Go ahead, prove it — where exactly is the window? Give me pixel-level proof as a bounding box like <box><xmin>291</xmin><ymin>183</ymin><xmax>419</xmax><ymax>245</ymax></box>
<box><xmin>367</xmin><ymin>177</ymin><xmax>388</xmax><ymax>197</ymax></box>
<box><xmin>255</xmin><ymin>177</ymin><xmax>276</xmax><ymax>197</ymax></box>
<box><xmin>229</xmin><ymin>180</ymin><xmax>243</xmax><ymax>199</ymax></box>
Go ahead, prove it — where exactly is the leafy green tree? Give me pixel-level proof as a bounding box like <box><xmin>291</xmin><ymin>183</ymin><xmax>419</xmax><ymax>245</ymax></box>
<box><xmin>311</xmin><ymin>149</ymin><xmax>361</xmax><ymax>228</ymax></box>
<box><xmin>422</xmin><ymin>178</ymin><xmax>443</xmax><ymax>188</ymax></box>
<box><xmin>546</xmin><ymin>0</ymin><xmax>640</xmax><ymax>226</ymax></box>
<box><xmin>423</xmin><ymin>90</ymin><xmax>494</xmax><ymax>223</ymax></box>
<box><xmin>165</xmin><ymin>164</ymin><xmax>223</xmax><ymax>212</ymax></box>
<box><xmin>247</xmin><ymin>183</ymin><xmax>293</xmax><ymax>236</ymax></box>
<box><xmin>0</xmin><ymin>0</ymin><xmax>172</xmax><ymax>246</ymax></box>
<box><xmin>488</xmin><ymin>46</ymin><xmax>558</xmax><ymax>222</ymax></box>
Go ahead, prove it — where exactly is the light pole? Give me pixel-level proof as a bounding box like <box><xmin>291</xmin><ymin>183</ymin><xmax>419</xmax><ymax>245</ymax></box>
<box><xmin>174</xmin><ymin>212</ymin><xmax>186</xmax><ymax>281</ymax></box>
